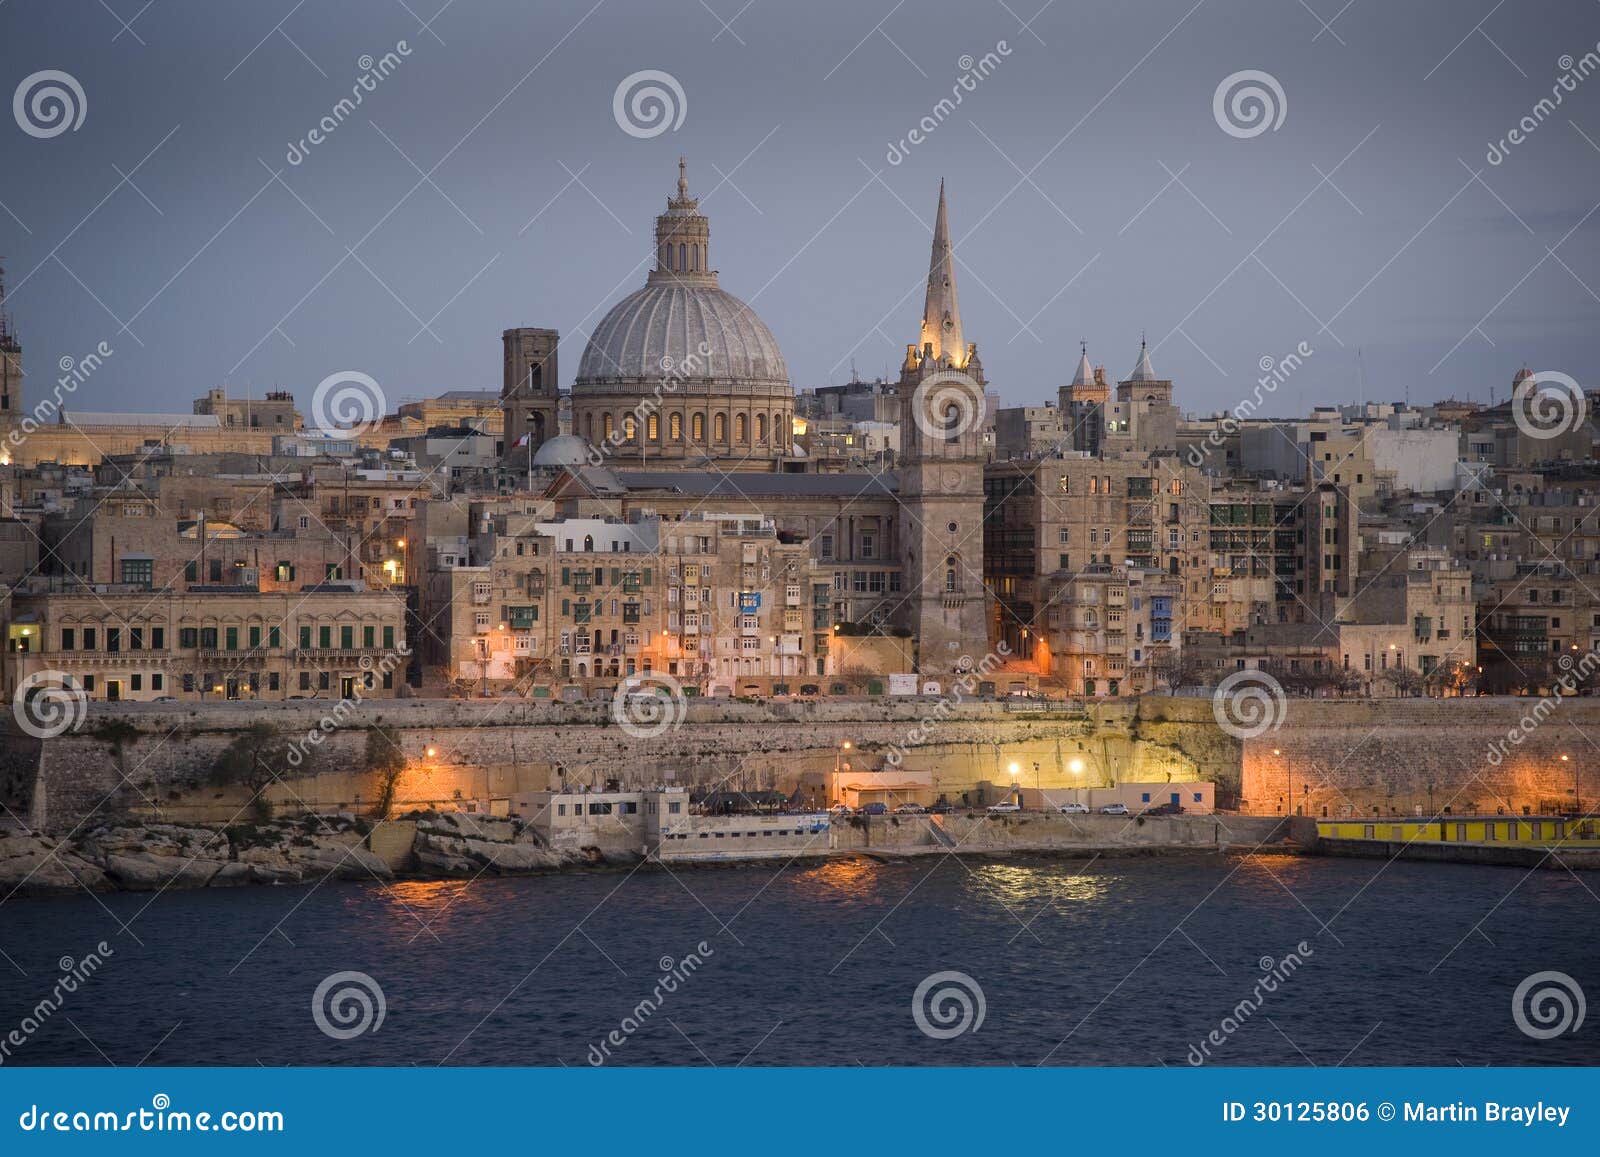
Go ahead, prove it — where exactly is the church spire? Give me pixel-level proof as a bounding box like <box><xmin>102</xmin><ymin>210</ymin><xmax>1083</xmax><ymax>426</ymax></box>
<box><xmin>918</xmin><ymin>179</ymin><xmax>965</xmax><ymax>368</ymax></box>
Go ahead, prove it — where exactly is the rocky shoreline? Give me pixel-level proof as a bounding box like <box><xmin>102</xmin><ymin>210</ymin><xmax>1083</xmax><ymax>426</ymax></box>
<box><xmin>0</xmin><ymin>812</ymin><xmax>629</xmax><ymax>898</ymax></box>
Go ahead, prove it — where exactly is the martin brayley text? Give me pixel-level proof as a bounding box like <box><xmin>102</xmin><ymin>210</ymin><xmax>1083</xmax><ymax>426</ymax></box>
<box><xmin>1405</xmin><ymin>1102</ymin><xmax>1570</xmax><ymax>1127</ymax></box>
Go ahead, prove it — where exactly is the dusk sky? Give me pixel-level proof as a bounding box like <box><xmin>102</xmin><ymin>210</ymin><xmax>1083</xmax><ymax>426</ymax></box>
<box><xmin>2</xmin><ymin>0</ymin><xmax>1597</xmax><ymax>419</ymax></box>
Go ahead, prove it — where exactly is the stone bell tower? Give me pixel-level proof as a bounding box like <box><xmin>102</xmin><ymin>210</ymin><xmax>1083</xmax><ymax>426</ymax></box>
<box><xmin>0</xmin><ymin>260</ymin><xmax>21</xmax><ymax>422</ymax></box>
<box><xmin>501</xmin><ymin>326</ymin><xmax>559</xmax><ymax>472</ymax></box>
<box><xmin>896</xmin><ymin>182</ymin><xmax>991</xmax><ymax>673</ymax></box>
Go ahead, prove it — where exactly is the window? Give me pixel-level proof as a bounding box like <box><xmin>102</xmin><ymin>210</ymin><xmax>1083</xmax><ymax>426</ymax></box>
<box><xmin>107</xmin><ymin>628</ymin><xmax>121</xmax><ymax>653</ymax></box>
<box><xmin>1058</xmin><ymin>528</ymin><xmax>1070</xmax><ymax>544</ymax></box>
<box><xmin>340</xmin><ymin>626</ymin><xmax>354</xmax><ymax>650</ymax></box>
<box><xmin>180</xmin><ymin>628</ymin><xmax>197</xmax><ymax>648</ymax></box>
<box><xmin>152</xmin><ymin>674</ymin><xmax>163</xmax><ymax>691</ymax></box>
<box><xmin>121</xmin><ymin>558</ymin><xmax>153</xmax><ymax>588</ymax></box>
<box><xmin>319</xmin><ymin>626</ymin><xmax>332</xmax><ymax>648</ymax></box>
<box><xmin>225</xmin><ymin>628</ymin><xmax>238</xmax><ymax>651</ymax></box>
<box><xmin>82</xmin><ymin>628</ymin><xmax>96</xmax><ymax>650</ymax></box>
<box><xmin>60</xmin><ymin>628</ymin><xmax>74</xmax><ymax>650</ymax></box>
<box><xmin>152</xmin><ymin>628</ymin><xmax>164</xmax><ymax>649</ymax></box>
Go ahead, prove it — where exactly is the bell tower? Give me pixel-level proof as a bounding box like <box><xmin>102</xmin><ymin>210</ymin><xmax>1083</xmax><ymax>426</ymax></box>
<box><xmin>502</xmin><ymin>326</ymin><xmax>559</xmax><ymax>473</ymax></box>
<box><xmin>896</xmin><ymin>182</ymin><xmax>991</xmax><ymax>673</ymax></box>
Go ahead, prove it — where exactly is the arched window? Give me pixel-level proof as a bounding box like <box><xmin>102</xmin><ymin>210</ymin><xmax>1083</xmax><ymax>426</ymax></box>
<box><xmin>735</xmin><ymin>413</ymin><xmax>747</xmax><ymax>442</ymax></box>
<box><xmin>583</xmin><ymin>535</ymin><xmax>594</xmax><ymax>551</ymax></box>
<box><xmin>691</xmin><ymin>413</ymin><xmax>705</xmax><ymax>441</ymax></box>
<box><xmin>756</xmin><ymin>413</ymin><xmax>767</xmax><ymax>442</ymax></box>
<box><xmin>583</xmin><ymin>413</ymin><xmax>594</xmax><ymax>441</ymax></box>
<box><xmin>677</xmin><ymin>243</ymin><xmax>686</xmax><ymax>271</ymax></box>
<box><xmin>945</xmin><ymin>556</ymin><xmax>959</xmax><ymax>592</ymax></box>
<box><xmin>647</xmin><ymin>413</ymin><xmax>659</xmax><ymax>440</ymax></box>
<box><xmin>714</xmin><ymin>413</ymin><xmax>727</xmax><ymax>441</ymax></box>
<box><xmin>602</xmin><ymin>413</ymin><xmax>614</xmax><ymax>440</ymax></box>
<box><xmin>622</xmin><ymin>415</ymin><xmax>636</xmax><ymax>441</ymax></box>
<box><xmin>670</xmin><ymin>413</ymin><xmax>683</xmax><ymax>440</ymax></box>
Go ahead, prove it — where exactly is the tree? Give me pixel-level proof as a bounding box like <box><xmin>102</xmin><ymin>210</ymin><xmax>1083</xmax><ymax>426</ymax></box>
<box><xmin>1425</xmin><ymin>660</ymin><xmax>1477</xmax><ymax>698</ymax></box>
<box><xmin>365</xmin><ymin>723</ymin><xmax>407</xmax><ymax>818</ymax></box>
<box><xmin>212</xmin><ymin>724</ymin><xmax>295</xmax><ymax>820</ymax></box>
<box><xmin>1151</xmin><ymin>652</ymin><xmax>1206</xmax><ymax>694</ymax></box>
<box><xmin>1385</xmin><ymin>666</ymin><xmax>1424</xmax><ymax>698</ymax></box>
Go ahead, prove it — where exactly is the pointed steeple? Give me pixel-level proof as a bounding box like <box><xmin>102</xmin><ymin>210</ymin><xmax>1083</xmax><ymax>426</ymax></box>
<box><xmin>918</xmin><ymin>179</ymin><xmax>965</xmax><ymax>367</ymax></box>
<box><xmin>1129</xmin><ymin>336</ymin><xmax>1156</xmax><ymax>382</ymax></box>
<box><xmin>1071</xmin><ymin>340</ymin><xmax>1094</xmax><ymax>387</ymax></box>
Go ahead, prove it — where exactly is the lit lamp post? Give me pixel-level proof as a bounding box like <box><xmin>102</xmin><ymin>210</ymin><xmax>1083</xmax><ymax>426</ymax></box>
<box><xmin>835</xmin><ymin>741</ymin><xmax>852</xmax><ymax>809</ymax></box>
<box><xmin>1561</xmin><ymin>753</ymin><xmax>1577</xmax><ymax>817</ymax></box>
<box><xmin>1008</xmin><ymin>760</ymin><xmax>1021</xmax><ymax>806</ymax></box>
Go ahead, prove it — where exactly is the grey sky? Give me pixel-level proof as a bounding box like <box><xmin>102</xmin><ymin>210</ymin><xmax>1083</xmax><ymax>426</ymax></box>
<box><xmin>1</xmin><ymin>0</ymin><xmax>1597</xmax><ymax>420</ymax></box>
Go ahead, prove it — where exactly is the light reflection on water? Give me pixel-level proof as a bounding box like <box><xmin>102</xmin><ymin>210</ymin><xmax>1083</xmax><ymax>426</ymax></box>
<box><xmin>1</xmin><ymin>854</ymin><xmax>1595</xmax><ymax>1066</ymax></box>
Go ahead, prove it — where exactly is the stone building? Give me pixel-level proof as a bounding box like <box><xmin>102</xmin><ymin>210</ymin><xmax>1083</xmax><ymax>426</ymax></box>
<box><xmin>3</xmin><ymin>580</ymin><xmax>407</xmax><ymax>703</ymax></box>
<box><xmin>420</xmin><ymin>510</ymin><xmax>831</xmax><ymax>693</ymax></box>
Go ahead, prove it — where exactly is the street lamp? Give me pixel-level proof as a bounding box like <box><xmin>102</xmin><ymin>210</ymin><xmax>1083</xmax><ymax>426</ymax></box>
<box><xmin>1562</xmin><ymin>753</ymin><xmax>1577</xmax><ymax>816</ymax></box>
<box><xmin>1274</xmin><ymin>747</ymin><xmax>1294</xmax><ymax>816</ymax></box>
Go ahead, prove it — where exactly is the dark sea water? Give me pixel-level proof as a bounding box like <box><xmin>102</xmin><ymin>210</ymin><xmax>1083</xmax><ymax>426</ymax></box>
<box><xmin>1</xmin><ymin>853</ymin><xmax>1596</xmax><ymax>1067</ymax></box>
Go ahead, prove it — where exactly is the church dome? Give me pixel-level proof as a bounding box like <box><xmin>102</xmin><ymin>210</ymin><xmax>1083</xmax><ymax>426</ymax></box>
<box><xmin>577</xmin><ymin>281</ymin><xmax>788</xmax><ymax>387</ymax></box>
<box><xmin>530</xmin><ymin>433</ymin><xmax>593</xmax><ymax>468</ymax></box>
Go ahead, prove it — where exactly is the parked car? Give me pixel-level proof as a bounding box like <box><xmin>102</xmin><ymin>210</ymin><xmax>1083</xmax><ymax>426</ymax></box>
<box><xmin>928</xmin><ymin>803</ymin><xmax>954</xmax><ymax>815</ymax></box>
<box><xmin>828</xmin><ymin>803</ymin><xmax>853</xmax><ymax>816</ymax></box>
<box><xmin>152</xmin><ymin>696</ymin><xmax>178</xmax><ymax>704</ymax></box>
<box><xmin>894</xmin><ymin>804</ymin><xmax>927</xmax><ymax>814</ymax></box>
<box><xmin>987</xmin><ymin>802</ymin><xmax>1022</xmax><ymax>813</ymax></box>
<box><xmin>862</xmin><ymin>802</ymin><xmax>889</xmax><ymax>816</ymax></box>
<box><xmin>1098</xmin><ymin>803</ymin><xmax>1129</xmax><ymax>816</ymax></box>
<box><xmin>1056</xmin><ymin>802</ymin><xmax>1090</xmax><ymax>814</ymax></box>
<box><xmin>1141</xmin><ymin>802</ymin><xmax>1182</xmax><ymax>816</ymax></box>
